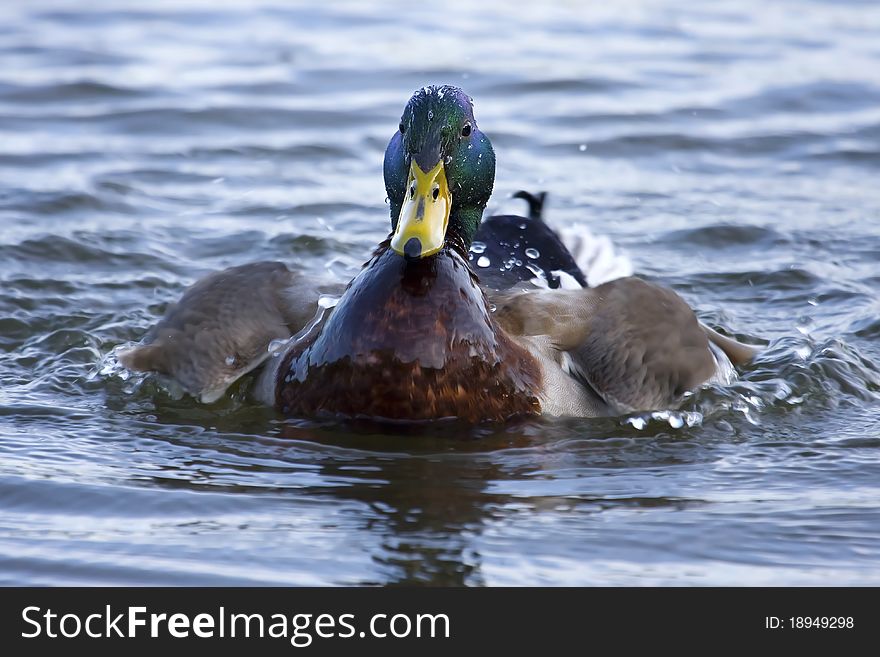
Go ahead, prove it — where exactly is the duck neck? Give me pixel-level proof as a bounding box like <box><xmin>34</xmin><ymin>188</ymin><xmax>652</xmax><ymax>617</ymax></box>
<box><xmin>445</xmin><ymin>206</ymin><xmax>483</xmax><ymax>258</ymax></box>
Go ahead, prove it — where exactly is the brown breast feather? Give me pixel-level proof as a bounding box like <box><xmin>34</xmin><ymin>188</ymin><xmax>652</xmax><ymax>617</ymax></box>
<box><xmin>276</xmin><ymin>245</ymin><xmax>542</xmax><ymax>422</ymax></box>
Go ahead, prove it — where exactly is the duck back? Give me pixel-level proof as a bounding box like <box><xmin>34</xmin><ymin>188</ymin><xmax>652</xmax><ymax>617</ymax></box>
<box><xmin>277</xmin><ymin>244</ymin><xmax>541</xmax><ymax>422</ymax></box>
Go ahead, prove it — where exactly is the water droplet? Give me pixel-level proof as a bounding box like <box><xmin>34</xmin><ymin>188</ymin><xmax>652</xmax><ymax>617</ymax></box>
<box><xmin>476</xmin><ymin>256</ymin><xmax>490</xmax><ymax>268</ymax></box>
<box><xmin>315</xmin><ymin>216</ymin><xmax>335</xmax><ymax>232</ymax></box>
<box><xmin>774</xmin><ymin>381</ymin><xmax>793</xmax><ymax>400</ymax></box>
<box><xmin>427</xmin><ymin>110</ymin><xmax>434</xmax><ymax>121</ymax></box>
<box><xmin>268</xmin><ymin>337</ymin><xmax>290</xmax><ymax>356</ymax></box>
<box><xmin>684</xmin><ymin>412</ymin><xmax>703</xmax><ymax>427</ymax></box>
<box><xmin>578</xmin><ymin>144</ymin><xmax>587</xmax><ymax>152</ymax></box>
<box><xmin>318</xmin><ymin>294</ymin><xmax>340</xmax><ymax>309</ymax></box>
<box><xmin>470</xmin><ymin>241</ymin><xmax>487</xmax><ymax>254</ymax></box>
<box><xmin>627</xmin><ymin>417</ymin><xmax>647</xmax><ymax>430</ymax></box>
<box><xmin>525</xmin><ymin>247</ymin><xmax>540</xmax><ymax>259</ymax></box>
<box><xmin>225</xmin><ymin>355</ymin><xmax>236</xmax><ymax>366</ymax></box>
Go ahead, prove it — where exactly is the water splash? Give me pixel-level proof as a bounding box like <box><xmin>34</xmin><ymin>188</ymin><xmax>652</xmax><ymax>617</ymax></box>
<box><xmin>269</xmin><ymin>294</ymin><xmax>341</xmax><ymax>357</ymax></box>
<box><xmin>625</xmin><ymin>410</ymin><xmax>703</xmax><ymax>431</ymax></box>
<box><xmin>616</xmin><ymin>331</ymin><xmax>880</xmax><ymax>435</ymax></box>
<box><xmin>89</xmin><ymin>343</ymin><xmax>151</xmax><ymax>396</ymax></box>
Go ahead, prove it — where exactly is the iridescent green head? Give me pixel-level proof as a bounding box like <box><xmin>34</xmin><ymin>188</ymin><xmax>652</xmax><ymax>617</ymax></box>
<box><xmin>384</xmin><ymin>85</ymin><xmax>496</xmax><ymax>259</ymax></box>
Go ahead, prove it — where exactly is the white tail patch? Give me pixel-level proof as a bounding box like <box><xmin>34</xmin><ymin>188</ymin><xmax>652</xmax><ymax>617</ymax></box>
<box><xmin>557</xmin><ymin>224</ymin><xmax>633</xmax><ymax>287</ymax></box>
<box><xmin>550</xmin><ymin>270</ymin><xmax>583</xmax><ymax>290</ymax></box>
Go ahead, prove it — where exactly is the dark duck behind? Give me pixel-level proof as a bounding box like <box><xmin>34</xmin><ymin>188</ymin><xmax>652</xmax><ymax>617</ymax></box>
<box><xmin>277</xmin><ymin>86</ymin><xmax>542</xmax><ymax>422</ymax></box>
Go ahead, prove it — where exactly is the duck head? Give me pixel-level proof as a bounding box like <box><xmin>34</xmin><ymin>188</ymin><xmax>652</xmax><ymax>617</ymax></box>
<box><xmin>384</xmin><ymin>85</ymin><xmax>496</xmax><ymax>260</ymax></box>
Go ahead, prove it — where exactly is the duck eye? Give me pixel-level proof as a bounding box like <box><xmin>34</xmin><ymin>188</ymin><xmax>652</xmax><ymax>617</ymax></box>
<box><xmin>461</xmin><ymin>122</ymin><xmax>472</xmax><ymax>137</ymax></box>
<box><xmin>399</xmin><ymin>122</ymin><xmax>406</xmax><ymax>134</ymax></box>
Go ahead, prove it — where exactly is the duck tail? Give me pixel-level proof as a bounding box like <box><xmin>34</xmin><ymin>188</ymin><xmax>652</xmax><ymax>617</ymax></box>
<box><xmin>700</xmin><ymin>323</ymin><xmax>762</xmax><ymax>366</ymax></box>
<box><xmin>512</xmin><ymin>190</ymin><xmax>548</xmax><ymax>222</ymax></box>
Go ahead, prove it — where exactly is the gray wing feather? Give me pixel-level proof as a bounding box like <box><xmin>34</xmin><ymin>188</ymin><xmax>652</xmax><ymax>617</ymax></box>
<box><xmin>495</xmin><ymin>277</ymin><xmax>754</xmax><ymax>412</ymax></box>
<box><xmin>119</xmin><ymin>261</ymin><xmax>340</xmax><ymax>403</ymax></box>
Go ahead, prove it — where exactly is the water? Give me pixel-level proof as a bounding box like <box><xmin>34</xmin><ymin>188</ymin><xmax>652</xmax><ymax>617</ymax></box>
<box><xmin>1</xmin><ymin>0</ymin><xmax>879</xmax><ymax>585</ymax></box>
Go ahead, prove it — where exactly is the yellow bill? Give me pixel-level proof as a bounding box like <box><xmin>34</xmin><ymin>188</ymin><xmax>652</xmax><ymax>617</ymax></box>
<box><xmin>390</xmin><ymin>159</ymin><xmax>451</xmax><ymax>259</ymax></box>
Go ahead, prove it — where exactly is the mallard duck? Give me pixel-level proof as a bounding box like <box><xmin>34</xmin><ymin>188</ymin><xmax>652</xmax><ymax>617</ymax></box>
<box><xmin>120</xmin><ymin>85</ymin><xmax>759</xmax><ymax>422</ymax></box>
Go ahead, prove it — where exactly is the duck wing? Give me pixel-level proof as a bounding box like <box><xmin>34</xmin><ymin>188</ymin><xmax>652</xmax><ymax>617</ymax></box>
<box><xmin>493</xmin><ymin>276</ymin><xmax>760</xmax><ymax>413</ymax></box>
<box><xmin>119</xmin><ymin>261</ymin><xmax>342</xmax><ymax>403</ymax></box>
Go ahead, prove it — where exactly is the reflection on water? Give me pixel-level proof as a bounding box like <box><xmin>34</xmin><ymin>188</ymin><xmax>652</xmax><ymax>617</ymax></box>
<box><xmin>1</xmin><ymin>0</ymin><xmax>880</xmax><ymax>585</ymax></box>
